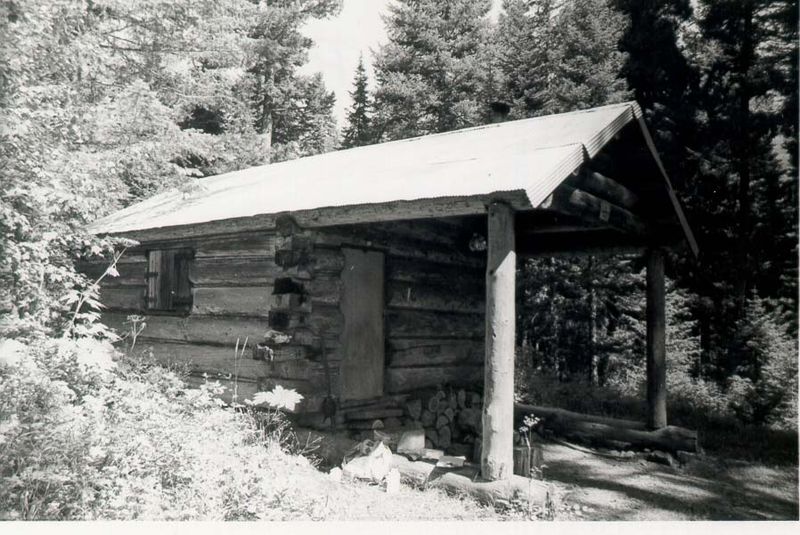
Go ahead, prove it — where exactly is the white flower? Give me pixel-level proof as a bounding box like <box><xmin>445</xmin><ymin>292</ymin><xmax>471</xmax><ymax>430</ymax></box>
<box><xmin>250</xmin><ymin>385</ymin><xmax>304</xmax><ymax>411</ymax></box>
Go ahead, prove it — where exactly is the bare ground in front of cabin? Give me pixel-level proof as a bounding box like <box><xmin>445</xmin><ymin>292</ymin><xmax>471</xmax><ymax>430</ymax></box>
<box><xmin>536</xmin><ymin>441</ymin><xmax>799</xmax><ymax>521</ymax></box>
<box><xmin>297</xmin><ymin>439</ymin><xmax>797</xmax><ymax>520</ymax></box>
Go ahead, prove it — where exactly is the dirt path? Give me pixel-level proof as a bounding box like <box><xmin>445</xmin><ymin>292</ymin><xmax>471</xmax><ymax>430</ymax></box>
<box><xmin>540</xmin><ymin>441</ymin><xmax>799</xmax><ymax>520</ymax></box>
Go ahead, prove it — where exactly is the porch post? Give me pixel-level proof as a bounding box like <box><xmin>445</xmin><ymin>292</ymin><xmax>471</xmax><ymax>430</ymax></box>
<box><xmin>646</xmin><ymin>246</ymin><xmax>667</xmax><ymax>429</ymax></box>
<box><xmin>481</xmin><ymin>201</ymin><xmax>516</xmax><ymax>481</ymax></box>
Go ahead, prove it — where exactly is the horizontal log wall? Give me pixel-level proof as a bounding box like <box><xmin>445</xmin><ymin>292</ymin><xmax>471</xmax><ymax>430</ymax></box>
<box><xmin>314</xmin><ymin>219</ymin><xmax>486</xmax><ymax>396</ymax></box>
<box><xmin>78</xmin><ymin>230</ymin><xmax>335</xmax><ymax>412</ymax></box>
<box><xmin>79</xmin><ymin>216</ymin><xmax>486</xmax><ymax>413</ymax></box>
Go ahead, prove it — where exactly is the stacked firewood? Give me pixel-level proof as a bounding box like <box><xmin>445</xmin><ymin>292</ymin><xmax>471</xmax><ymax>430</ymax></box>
<box><xmin>404</xmin><ymin>388</ymin><xmax>482</xmax><ymax>456</ymax></box>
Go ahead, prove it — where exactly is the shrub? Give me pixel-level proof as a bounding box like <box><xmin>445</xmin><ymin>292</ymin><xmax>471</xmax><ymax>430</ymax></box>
<box><xmin>0</xmin><ymin>336</ymin><xmax>324</xmax><ymax>520</ymax></box>
<box><xmin>726</xmin><ymin>298</ymin><xmax>798</xmax><ymax>428</ymax></box>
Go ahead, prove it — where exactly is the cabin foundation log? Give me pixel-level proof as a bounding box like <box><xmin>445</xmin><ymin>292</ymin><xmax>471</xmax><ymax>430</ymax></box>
<box><xmin>481</xmin><ymin>201</ymin><xmax>516</xmax><ymax>481</ymax></box>
<box><xmin>646</xmin><ymin>247</ymin><xmax>667</xmax><ymax>429</ymax></box>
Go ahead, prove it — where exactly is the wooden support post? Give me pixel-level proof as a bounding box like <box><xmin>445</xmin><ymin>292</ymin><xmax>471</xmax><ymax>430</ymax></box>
<box><xmin>482</xmin><ymin>201</ymin><xmax>516</xmax><ymax>481</ymax></box>
<box><xmin>646</xmin><ymin>247</ymin><xmax>667</xmax><ymax>429</ymax></box>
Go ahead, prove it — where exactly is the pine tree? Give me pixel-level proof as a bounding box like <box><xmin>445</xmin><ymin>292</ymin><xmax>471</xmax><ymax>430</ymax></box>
<box><xmin>245</xmin><ymin>0</ymin><xmax>341</xmax><ymax>160</ymax></box>
<box><xmin>372</xmin><ymin>0</ymin><xmax>494</xmax><ymax>140</ymax></box>
<box><xmin>613</xmin><ymin>0</ymin><xmax>696</xmax><ymax>185</ymax></box>
<box><xmin>0</xmin><ymin>0</ymin><xmax>339</xmax><ymax>335</ymax></box>
<box><xmin>341</xmin><ymin>55</ymin><xmax>374</xmax><ymax>148</ymax></box>
<box><xmin>547</xmin><ymin>0</ymin><xmax>631</xmax><ymax>113</ymax></box>
<box><xmin>498</xmin><ymin>0</ymin><xmax>636</xmax><ymax>387</ymax></box>
<box><xmin>496</xmin><ymin>0</ymin><xmax>630</xmax><ymax>117</ymax></box>
<box><xmin>676</xmin><ymin>0</ymin><xmax>799</xmax><ymax>378</ymax></box>
<box><xmin>494</xmin><ymin>0</ymin><xmax>557</xmax><ymax>118</ymax></box>
<box><xmin>271</xmin><ymin>73</ymin><xmax>338</xmax><ymax>161</ymax></box>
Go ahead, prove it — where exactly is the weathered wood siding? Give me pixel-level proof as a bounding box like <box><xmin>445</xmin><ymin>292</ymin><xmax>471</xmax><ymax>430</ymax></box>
<box><xmin>79</xmin><ymin>229</ymin><xmax>336</xmax><ymax>411</ymax></box>
<box><xmin>313</xmin><ymin>219</ymin><xmax>486</xmax><ymax>396</ymax></box>
<box><xmin>80</xmin><ymin>215</ymin><xmax>486</xmax><ymax>414</ymax></box>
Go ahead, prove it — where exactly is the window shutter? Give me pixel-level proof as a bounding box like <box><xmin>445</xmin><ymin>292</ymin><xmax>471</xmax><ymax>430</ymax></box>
<box><xmin>146</xmin><ymin>248</ymin><xmax>193</xmax><ymax>312</ymax></box>
<box><xmin>159</xmin><ymin>249</ymin><xmax>176</xmax><ymax>310</ymax></box>
<box><xmin>173</xmin><ymin>251</ymin><xmax>194</xmax><ymax>309</ymax></box>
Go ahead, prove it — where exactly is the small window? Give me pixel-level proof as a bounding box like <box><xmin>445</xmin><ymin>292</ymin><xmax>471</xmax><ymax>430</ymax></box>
<box><xmin>145</xmin><ymin>249</ymin><xmax>194</xmax><ymax>313</ymax></box>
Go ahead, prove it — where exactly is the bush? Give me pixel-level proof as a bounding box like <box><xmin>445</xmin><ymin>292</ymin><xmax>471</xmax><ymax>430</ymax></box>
<box><xmin>725</xmin><ymin>298</ymin><xmax>798</xmax><ymax>428</ymax></box>
<box><xmin>0</xmin><ymin>336</ymin><xmax>324</xmax><ymax>520</ymax></box>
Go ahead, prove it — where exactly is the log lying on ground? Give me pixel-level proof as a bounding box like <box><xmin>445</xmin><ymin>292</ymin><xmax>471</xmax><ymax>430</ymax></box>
<box><xmin>391</xmin><ymin>454</ymin><xmax>547</xmax><ymax>506</ymax></box>
<box><xmin>514</xmin><ymin>403</ymin><xmax>698</xmax><ymax>453</ymax></box>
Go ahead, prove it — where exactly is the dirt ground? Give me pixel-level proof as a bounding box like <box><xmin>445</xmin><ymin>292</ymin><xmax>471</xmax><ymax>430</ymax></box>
<box><xmin>295</xmin><ymin>438</ymin><xmax>798</xmax><ymax>520</ymax></box>
<box><xmin>539</xmin><ymin>441</ymin><xmax>799</xmax><ymax>520</ymax></box>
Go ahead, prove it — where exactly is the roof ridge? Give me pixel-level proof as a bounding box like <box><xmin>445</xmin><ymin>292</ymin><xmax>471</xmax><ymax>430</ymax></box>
<box><xmin>189</xmin><ymin>101</ymin><xmax>638</xmax><ymax>183</ymax></box>
<box><xmin>335</xmin><ymin>100</ymin><xmax>637</xmax><ymax>151</ymax></box>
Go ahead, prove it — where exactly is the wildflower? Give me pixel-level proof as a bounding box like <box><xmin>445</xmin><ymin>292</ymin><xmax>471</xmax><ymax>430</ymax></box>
<box><xmin>249</xmin><ymin>385</ymin><xmax>304</xmax><ymax>411</ymax></box>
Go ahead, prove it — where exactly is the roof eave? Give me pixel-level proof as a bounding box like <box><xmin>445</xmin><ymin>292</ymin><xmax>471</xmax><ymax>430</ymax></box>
<box><xmin>633</xmin><ymin>109</ymin><xmax>699</xmax><ymax>258</ymax></box>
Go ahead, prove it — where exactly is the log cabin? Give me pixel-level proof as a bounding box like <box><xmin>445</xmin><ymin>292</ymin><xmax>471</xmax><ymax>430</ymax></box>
<box><xmin>84</xmin><ymin>101</ymin><xmax>698</xmax><ymax>481</ymax></box>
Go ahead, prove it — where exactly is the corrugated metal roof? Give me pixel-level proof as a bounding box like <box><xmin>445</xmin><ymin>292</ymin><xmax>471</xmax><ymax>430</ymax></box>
<box><xmin>88</xmin><ymin>101</ymin><xmax>666</xmax><ymax>237</ymax></box>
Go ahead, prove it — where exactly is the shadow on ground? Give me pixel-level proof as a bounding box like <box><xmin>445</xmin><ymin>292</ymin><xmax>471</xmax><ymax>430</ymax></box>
<box><xmin>540</xmin><ymin>441</ymin><xmax>799</xmax><ymax>520</ymax></box>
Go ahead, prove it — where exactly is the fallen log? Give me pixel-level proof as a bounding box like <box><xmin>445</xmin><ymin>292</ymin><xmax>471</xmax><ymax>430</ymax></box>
<box><xmin>514</xmin><ymin>403</ymin><xmax>698</xmax><ymax>453</ymax></box>
<box><xmin>391</xmin><ymin>454</ymin><xmax>548</xmax><ymax>506</ymax></box>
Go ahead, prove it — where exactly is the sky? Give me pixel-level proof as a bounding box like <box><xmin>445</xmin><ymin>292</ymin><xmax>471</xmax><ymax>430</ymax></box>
<box><xmin>301</xmin><ymin>0</ymin><xmax>503</xmax><ymax>125</ymax></box>
<box><xmin>300</xmin><ymin>0</ymin><xmax>391</xmax><ymax>125</ymax></box>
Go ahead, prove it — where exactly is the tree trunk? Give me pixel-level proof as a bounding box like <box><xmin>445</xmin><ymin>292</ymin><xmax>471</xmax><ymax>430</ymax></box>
<box><xmin>588</xmin><ymin>257</ymin><xmax>599</xmax><ymax>385</ymax></box>
<box><xmin>733</xmin><ymin>4</ymin><xmax>755</xmax><ymax>317</ymax></box>
<box><xmin>258</xmin><ymin>69</ymin><xmax>274</xmax><ymax>157</ymax></box>
<box><xmin>646</xmin><ymin>247</ymin><xmax>667</xmax><ymax>429</ymax></box>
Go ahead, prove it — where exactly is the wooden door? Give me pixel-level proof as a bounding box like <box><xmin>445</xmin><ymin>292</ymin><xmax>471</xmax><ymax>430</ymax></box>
<box><xmin>340</xmin><ymin>248</ymin><xmax>385</xmax><ymax>400</ymax></box>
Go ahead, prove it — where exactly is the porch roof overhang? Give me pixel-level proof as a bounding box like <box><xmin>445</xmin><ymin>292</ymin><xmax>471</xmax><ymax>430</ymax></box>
<box><xmin>88</xmin><ymin>101</ymin><xmax>697</xmax><ymax>257</ymax></box>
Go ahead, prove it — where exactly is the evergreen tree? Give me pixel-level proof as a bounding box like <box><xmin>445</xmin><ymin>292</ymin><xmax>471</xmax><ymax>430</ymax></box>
<box><xmin>494</xmin><ymin>0</ymin><xmax>557</xmax><ymax>118</ymax></box>
<box><xmin>548</xmin><ymin>0</ymin><xmax>631</xmax><ymax>112</ymax></box>
<box><xmin>341</xmin><ymin>55</ymin><xmax>374</xmax><ymax>148</ymax></box>
<box><xmin>676</xmin><ymin>0</ymin><xmax>799</xmax><ymax>378</ymax></box>
<box><xmin>372</xmin><ymin>0</ymin><xmax>494</xmax><ymax>140</ymax></box>
<box><xmin>244</xmin><ymin>0</ymin><xmax>341</xmax><ymax>160</ymax></box>
<box><xmin>498</xmin><ymin>0</ymin><xmax>636</xmax><ymax>387</ymax></box>
<box><xmin>0</xmin><ymin>0</ymin><xmax>339</xmax><ymax>335</ymax></box>
<box><xmin>496</xmin><ymin>0</ymin><xmax>630</xmax><ymax>117</ymax></box>
<box><xmin>271</xmin><ymin>73</ymin><xmax>338</xmax><ymax>161</ymax></box>
<box><xmin>614</xmin><ymin>0</ymin><xmax>696</xmax><ymax>185</ymax></box>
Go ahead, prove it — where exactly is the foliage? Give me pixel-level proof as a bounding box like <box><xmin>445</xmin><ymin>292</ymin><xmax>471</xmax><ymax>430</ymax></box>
<box><xmin>507</xmin><ymin>0</ymin><xmax>797</xmax><ymax>433</ymax></box>
<box><xmin>246</xmin><ymin>0</ymin><xmax>341</xmax><ymax>157</ymax></box>
<box><xmin>0</xmin><ymin>337</ymin><xmax>329</xmax><ymax>520</ymax></box>
<box><xmin>1</xmin><ymin>0</ymin><xmax>338</xmax><ymax>338</ymax></box>
<box><xmin>497</xmin><ymin>0</ymin><xmax>640</xmax><ymax>395</ymax></box>
<box><xmin>1</xmin><ymin>0</ymin><xmax>797</xmax><ymax>502</ymax></box>
<box><xmin>517</xmin><ymin>247</ymin><xmax>645</xmax><ymax>388</ymax></box>
<box><xmin>271</xmin><ymin>72</ymin><xmax>338</xmax><ymax>161</ymax></box>
<box><xmin>725</xmin><ymin>297</ymin><xmax>798</xmax><ymax>427</ymax></box>
<box><xmin>496</xmin><ymin>0</ymin><xmax>630</xmax><ymax>117</ymax></box>
<box><xmin>249</xmin><ymin>385</ymin><xmax>304</xmax><ymax>412</ymax></box>
<box><xmin>675</xmin><ymin>0</ymin><xmax>797</xmax><ymax>364</ymax></box>
<box><xmin>372</xmin><ymin>0</ymin><xmax>495</xmax><ymax>140</ymax></box>
<box><xmin>518</xmin><ymin>282</ymin><xmax>798</xmax><ymax>431</ymax></box>
<box><xmin>663</xmin><ymin>285</ymin><xmax>727</xmax><ymax>419</ymax></box>
<box><xmin>340</xmin><ymin>54</ymin><xmax>374</xmax><ymax>148</ymax></box>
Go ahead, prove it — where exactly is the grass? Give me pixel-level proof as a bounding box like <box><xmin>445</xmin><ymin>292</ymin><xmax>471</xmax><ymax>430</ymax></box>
<box><xmin>0</xmin><ymin>337</ymin><xmax>542</xmax><ymax>521</ymax></box>
<box><xmin>16</xmin><ymin>334</ymin><xmax>792</xmax><ymax>521</ymax></box>
<box><xmin>517</xmin><ymin>374</ymin><xmax>799</xmax><ymax>466</ymax></box>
